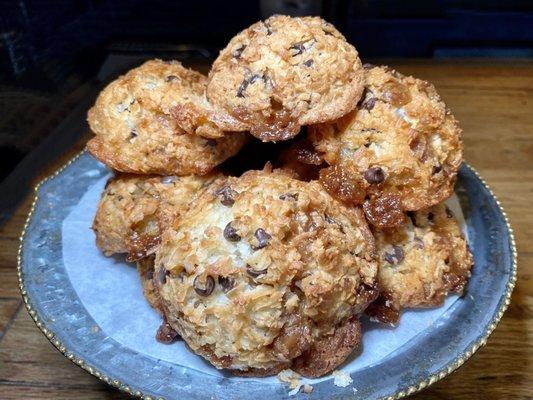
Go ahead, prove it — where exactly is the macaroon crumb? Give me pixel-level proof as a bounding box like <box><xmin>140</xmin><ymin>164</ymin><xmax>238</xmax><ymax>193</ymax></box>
<box><xmin>278</xmin><ymin>369</ymin><xmax>313</xmax><ymax>395</ymax></box>
<box><xmin>332</xmin><ymin>370</ymin><xmax>353</xmax><ymax>387</ymax></box>
<box><xmin>302</xmin><ymin>384</ymin><xmax>314</xmax><ymax>394</ymax></box>
<box><xmin>278</xmin><ymin>369</ymin><xmax>302</xmax><ymax>390</ymax></box>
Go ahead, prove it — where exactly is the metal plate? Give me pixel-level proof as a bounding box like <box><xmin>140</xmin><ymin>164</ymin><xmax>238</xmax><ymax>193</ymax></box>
<box><xmin>18</xmin><ymin>152</ymin><xmax>516</xmax><ymax>400</ymax></box>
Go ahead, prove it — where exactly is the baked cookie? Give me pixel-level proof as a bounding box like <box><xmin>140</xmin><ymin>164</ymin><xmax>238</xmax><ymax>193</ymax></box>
<box><xmin>137</xmin><ymin>255</ymin><xmax>162</xmax><ymax>312</ymax></box>
<box><xmin>92</xmin><ymin>173</ymin><xmax>220</xmax><ymax>260</ymax></box>
<box><xmin>366</xmin><ymin>203</ymin><xmax>473</xmax><ymax>325</ymax></box>
<box><xmin>207</xmin><ymin>15</ymin><xmax>365</xmax><ymax>142</ymax></box>
<box><xmin>309</xmin><ymin>65</ymin><xmax>463</xmax><ymax>227</ymax></box>
<box><xmin>87</xmin><ymin>59</ymin><xmax>246</xmax><ymax>175</ymax></box>
<box><xmin>154</xmin><ymin>167</ymin><xmax>378</xmax><ymax>376</ymax></box>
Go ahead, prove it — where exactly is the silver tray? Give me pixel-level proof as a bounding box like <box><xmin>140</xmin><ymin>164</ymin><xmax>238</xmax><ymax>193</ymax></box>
<box><xmin>18</xmin><ymin>151</ymin><xmax>517</xmax><ymax>400</ymax></box>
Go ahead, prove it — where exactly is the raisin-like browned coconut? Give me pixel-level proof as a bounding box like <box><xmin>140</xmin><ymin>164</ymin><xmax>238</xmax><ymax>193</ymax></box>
<box><xmin>309</xmin><ymin>65</ymin><xmax>463</xmax><ymax>224</ymax></box>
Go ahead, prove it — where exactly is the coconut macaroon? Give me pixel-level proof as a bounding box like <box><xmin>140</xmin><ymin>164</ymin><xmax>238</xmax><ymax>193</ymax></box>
<box><xmin>309</xmin><ymin>65</ymin><xmax>463</xmax><ymax>227</ymax></box>
<box><xmin>92</xmin><ymin>173</ymin><xmax>220</xmax><ymax>261</ymax></box>
<box><xmin>207</xmin><ymin>15</ymin><xmax>365</xmax><ymax>142</ymax></box>
<box><xmin>366</xmin><ymin>203</ymin><xmax>473</xmax><ymax>325</ymax></box>
<box><xmin>154</xmin><ymin>168</ymin><xmax>378</xmax><ymax>377</ymax></box>
<box><xmin>87</xmin><ymin>59</ymin><xmax>246</xmax><ymax>175</ymax></box>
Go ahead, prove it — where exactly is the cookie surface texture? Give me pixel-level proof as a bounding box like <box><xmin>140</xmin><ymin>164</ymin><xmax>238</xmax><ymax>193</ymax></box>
<box><xmin>155</xmin><ymin>168</ymin><xmax>378</xmax><ymax>376</ymax></box>
<box><xmin>207</xmin><ymin>15</ymin><xmax>365</xmax><ymax>142</ymax></box>
<box><xmin>310</xmin><ymin>65</ymin><xmax>463</xmax><ymax>225</ymax></box>
<box><xmin>366</xmin><ymin>203</ymin><xmax>473</xmax><ymax>324</ymax></box>
<box><xmin>87</xmin><ymin>59</ymin><xmax>246</xmax><ymax>175</ymax></box>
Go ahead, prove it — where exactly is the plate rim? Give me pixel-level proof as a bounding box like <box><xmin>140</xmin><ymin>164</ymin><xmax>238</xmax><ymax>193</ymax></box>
<box><xmin>16</xmin><ymin>150</ymin><xmax>518</xmax><ymax>400</ymax></box>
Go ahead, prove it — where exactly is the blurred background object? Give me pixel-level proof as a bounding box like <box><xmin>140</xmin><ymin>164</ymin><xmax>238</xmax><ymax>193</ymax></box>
<box><xmin>0</xmin><ymin>0</ymin><xmax>531</xmax><ymax>223</ymax></box>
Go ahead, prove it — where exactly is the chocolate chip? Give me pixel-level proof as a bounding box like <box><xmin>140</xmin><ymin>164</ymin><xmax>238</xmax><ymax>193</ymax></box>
<box><xmin>218</xmin><ymin>276</ymin><xmax>235</xmax><ymax>292</ymax></box>
<box><xmin>363</xmin><ymin>63</ymin><xmax>376</xmax><ymax>70</ymax></box>
<box><xmin>364</xmin><ymin>142</ymin><xmax>372</xmax><ymax>148</ymax></box>
<box><xmin>223</xmin><ymin>222</ymin><xmax>241</xmax><ymax>242</ymax></box>
<box><xmin>290</xmin><ymin>43</ymin><xmax>305</xmax><ymax>56</ymax></box>
<box><xmin>156</xmin><ymin>321</ymin><xmax>180</xmax><ymax>344</ymax></box>
<box><xmin>165</xmin><ymin>75</ymin><xmax>178</xmax><ymax>82</ymax></box>
<box><xmin>362</xmin><ymin>97</ymin><xmax>377</xmax><ymax>111</ymax></box>
<box><xmin>158</xmin><ymin>267</ymin><xmax>169</xmax><ymax>285</ymax></box>
<box><xmin>384</xmin><ymin>245</ymin><xmax>404</xmax><ymax>265</ymax></box>
<box><xmin>358</xmin><ymin>88</ymin><xmax>377</xmax><ymax>111</ymax></box>
<box><xmin>303</xmin><ymin>59</ymin><xmax>314</xmax><ymax>67</ymax></box>
<box><xmin>279</xmin><ymin>193</ymin><xmax>298</xmax><ymax>201</ymax></box>
<box><xmin>232</xmin><ymin>44</ymin><xmax>246</xmax><ymax>59</ymax></box>
<box><xmin>261</xmin><ymin>73</ymin><xmax>272</xmax><ymax>87</ymax></box>
<box><xmin>253</xmin><ymin>228</ymin><xmax>271</xmax><ymax>250</ymax></box>
<box><xmin>364</xmin><ymin>167</ymin><xmax>386</xmax><ymax>184</ymax></box>
<box><xmin>205</xmin><ymin>139</ymin><xmax>218</xmax><ymax>147</ymax></box>
<box><xmin>446</xmin><ymin>207</ymin><xmax>454</xmax><ymax>218</ymax></box>
<box><xmin>246</xmin><ymin>264</ymin><xmax>268</xmax><ymax>278</ymax></box>
<box><xmin>216</xmin><ymin>185</ymin><xmax>238</xmax><ymax>206</ymax></box>
<box><xmin>263</xmin><ymin>21</ymin><xmax>272</xmax><ymax>35</ymax></box>
<box><xmin>432</xmin><ymin>164</ymin><xmax>443</xmax><ymax>175</ymax></box>
<box><xmin>161</xmin><ymin>176</ymin><xmax>177</xmax><ymax>184</ymax></box>
<box><xmin>236</xmin><ymin>74</ymin><xmax>261</xmax><ymax>98</ymax></box>
<box><xmin>236</xmin><ymin>79</ymin><xmax>249</xmax><ymax>98</ymax></box>
<box><xmin>117</xmin><ymin>195</ymin><xmax>124</xmax><ymax>201</ymax></box>
<box><xmin>129</xmin><ymin>129</ymin><xmax>138</xmax><ymax>140</ymax></box>
<box><xmin>414</xmin><ymin>237</ymin><xmax>425</xmax><ymax>249</ymax></box>
<box><xmin>193</xmin><ymin>275</ymin><xmax>215</xmax><ymax>296</ymax></box>
<box><xmin>428</xmin><ymin>212</ymin><xmax>434</xmax><ymax>222</ymax></box>
<box><xmin>407</xmin><ymin>211</ymin><xmax>419</xmax><ymax>227</ymax></box>
<box><xmin>324</xmin><ymin>214</ymin><xmax>335</xmax><ymax>224</ymax></box>
<box><xmin>249</xmin><ymin>74</ymin><xmax>261</xmax><ymax>84</ymax></box>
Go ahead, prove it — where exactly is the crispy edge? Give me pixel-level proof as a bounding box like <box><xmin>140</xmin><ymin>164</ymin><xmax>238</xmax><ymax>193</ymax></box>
<box><xmin>291</xmin><ymin>318</ymin><xmax>362</xmax><ymax>378</ymax></box>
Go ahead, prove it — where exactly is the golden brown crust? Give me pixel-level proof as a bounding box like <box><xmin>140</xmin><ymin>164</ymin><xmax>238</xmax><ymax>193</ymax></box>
<box><xmin>92</xmin><ymin>174</ymin><xmax>156</xmax><ymax>256</ymax></box>
<box><xmin>366</xmin><ymin>203</ymin><xmax>473</xmax><ymax>325</ymax></box>
<box><xmin>92</xmin><ymin>173</ymin><xmax>220</xmax><ymax>259</ymax></box>
<box><xmin>87</xmin><ymin>59</ymin><xmax>246</xmax><ymax>175</ymax></box>
<box><xmin>136</xmin><ymin>255</ymin><xmax>163</xmax><ymax>313</ymax></box>
<box><xmin>292</xmin><ymin>318</ymin><xmax>362</xmax><ymax>378</ymax></box>
<box><xmin>156</xmin><ymin>168</ymin><xmax>377</xmax><ymax>375</ymax></box>
<box><xmin>207</xmin><ymin>15</ymin><xmax>365</xmax><ymax>141</ymax></box>
<box><xmin>309</xmin><ymin>65</ymin><xmax>463</xmax><ymax>218</ymax></box>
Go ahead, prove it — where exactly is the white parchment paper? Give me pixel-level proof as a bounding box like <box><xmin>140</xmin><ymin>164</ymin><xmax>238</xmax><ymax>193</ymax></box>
<box><xmin>62</xmin><ymin>174</ymin><xmax>467</xmax><ymax>384</ymax></box>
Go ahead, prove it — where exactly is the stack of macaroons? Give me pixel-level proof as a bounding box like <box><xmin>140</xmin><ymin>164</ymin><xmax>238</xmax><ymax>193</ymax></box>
<box><xmin>89</xmin><ymin>15</ymin><xmax>473</xmax><ymax>378</ymax></box>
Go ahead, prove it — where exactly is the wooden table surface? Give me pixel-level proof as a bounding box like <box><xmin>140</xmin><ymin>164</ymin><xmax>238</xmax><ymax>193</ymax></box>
<box><xmin>0</xmin><ymin>60</ymin><xmax>531</xmax><ymax>399</ymax></box>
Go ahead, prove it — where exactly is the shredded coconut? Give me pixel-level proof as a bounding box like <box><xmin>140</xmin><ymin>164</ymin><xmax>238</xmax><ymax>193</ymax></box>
<box><xmin>302</xmin><ymin>384</ymin><xmax>313</xmax><ymax>394</ymax></box>
<box><xmin>332</xmin><ymin>370</ymin><xmax>353</xmax><ymax>387</ymax></box>
<box><xmin>278</xmin><ymin>369</ymin><xmax>313</xmax><ymax>396</ymax></box>
<box><xmin>278</xmin><ymin>369</ymin><xmax>302</xmax><ymax>390</ymax></box>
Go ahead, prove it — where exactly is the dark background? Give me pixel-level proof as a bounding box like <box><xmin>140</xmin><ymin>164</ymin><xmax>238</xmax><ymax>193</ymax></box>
<box><xmin>0</xmin><ymin>0</ymin><xmax>531</xmax><ymax>222</ymax></box>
